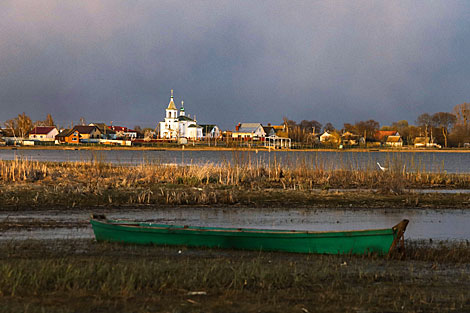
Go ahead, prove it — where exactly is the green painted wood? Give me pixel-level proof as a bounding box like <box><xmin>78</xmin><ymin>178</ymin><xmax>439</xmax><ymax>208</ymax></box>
<box><xmin>90</xmin><ymin>218</ymin><xmax>403</xmax><ymax>255</ymax></box>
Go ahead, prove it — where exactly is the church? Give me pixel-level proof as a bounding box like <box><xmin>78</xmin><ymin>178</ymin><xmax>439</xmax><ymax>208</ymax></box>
<box><xmin>159</xmin><ymin>90</ymin><xmax>202</xmax><ymax>139</ymax></box>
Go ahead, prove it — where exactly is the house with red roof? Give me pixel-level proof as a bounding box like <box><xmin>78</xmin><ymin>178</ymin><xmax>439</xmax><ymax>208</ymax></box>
<box><xmin>28</xmin><ymin>126</ymin><xmax>59</xmax><ymax>141</ymax></box>
<box><xmin>374</xmin><ymin>130</ymin><xmax>399</xmax><ymax>142</ymax></box>
<box><xmin>109</xmin><ymin>126</ymin><xmax>138</xmax><ymax>139</ymax></box>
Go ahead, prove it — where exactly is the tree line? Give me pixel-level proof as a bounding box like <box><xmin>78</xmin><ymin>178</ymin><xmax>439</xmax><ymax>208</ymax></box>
<box><xmin>281</xmin><ymin>102</ymin><xmax>470</xmax><ymax>147</ymax></box>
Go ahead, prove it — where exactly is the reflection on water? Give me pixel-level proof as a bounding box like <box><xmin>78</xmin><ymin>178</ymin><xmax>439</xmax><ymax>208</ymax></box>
<box><xmin>1</xmin><ymin>149</ymin><xmax>470</xmax><ymax>173</ymax></box>
<box><xmin>1</xmin><ymin>207</ymin><xmax>469</xmax><ymax>241</ymax></box>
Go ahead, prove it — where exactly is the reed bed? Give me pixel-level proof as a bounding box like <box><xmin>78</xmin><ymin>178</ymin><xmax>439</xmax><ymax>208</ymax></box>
<box><xmin>1</xmin><ymin>155</ymin><xmax>469</xmax><ymax>190</ymax></box>
<box><xmin>1</xmin><ymin>239</ymin><xmax>470</xmax><ymax>312</ymax></box>
<box><xmin>0</xmin><ymin>156</ymin><xmax>469</xmax><ymax>209</ymax></box>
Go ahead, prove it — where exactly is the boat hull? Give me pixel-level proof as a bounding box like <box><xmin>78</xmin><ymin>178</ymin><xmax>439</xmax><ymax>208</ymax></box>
<box><xmin>90</xmin><ymin>217</ymin><xmax>408</xmax><ymax>255</ymax></box>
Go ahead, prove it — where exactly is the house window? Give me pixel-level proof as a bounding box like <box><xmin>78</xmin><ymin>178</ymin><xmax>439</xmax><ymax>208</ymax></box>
<box><xmin>72</xmin><ymin>137</ymin><xmax>77</xmax><ymax>141</ymax></box>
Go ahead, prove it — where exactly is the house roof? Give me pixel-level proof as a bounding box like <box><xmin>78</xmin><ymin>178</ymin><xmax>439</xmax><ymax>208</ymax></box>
<box><xmin>263</xmin><ymin>126</ymin><xmax>275</xmax><ymax>135</ymax></box>
<box><xmin>238</xmin><ymin>123</ymin><xmax>264</xmax><ymax>134</ymax></box>
<box><xmin>29</xmin><ymin>126</ymin><xmax>56</xmax><ymax>135</ymax></box>
<box><xmin>56</xmin><ymin>129</ymin><xmax>73</xmax><ymax>138</ymax></box>
<box><xmin>188</xmin><ymin>124</ymin><xmax>202</xmax><ymax>128</ymax></box>
<box><xmin>90</xmin><ymin>123</ymin><xmax>117</xmax><ymax>134</ymax></box>
<box><xmin>386</xmin><ymin>136</ymin><xmax>402</xmax><ymax>143</ymax></box>
<box><xmin>178</xmin><ymin>116</ymin><xmax>195</xmax><ymax>122</ymax></box>
<box><xmin>110</xmin><ymin>126</ymin><xmax>127</xmax><ymax>132</ymax></box>
<box><xmin>73</xmin><ymin>125</ymin><xmax>100</xmax><ymax>134</ymax></box>
<box><xmin>414</xmin><ymin>137</ymin><xmax>430</xmax><ymax>144</ymax></box>
<box><xmin>375</xmin><ymin>130</ymin><xmax>398</xmax><ymax>141</ymax></box>
<box><xmin>341</xmin><ymin>131</ymin><xmax>359</xmax><ymax>139</ymax></box>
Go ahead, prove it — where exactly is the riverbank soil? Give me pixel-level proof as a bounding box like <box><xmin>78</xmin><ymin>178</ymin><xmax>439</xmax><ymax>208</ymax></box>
<box><xmin>1</xmin><ymin>239</ymin><xmax>470</xmax><ymax>313</ymax></box>
<box><xmin>1</xmin><ymin>184</ymin><xmax>470</xmax><ymax>210</ymax></box>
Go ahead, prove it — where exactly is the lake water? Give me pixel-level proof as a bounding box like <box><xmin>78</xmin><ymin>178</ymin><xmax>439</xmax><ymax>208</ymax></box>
<box><xmin>1</xmin><ymin>149</ymin><xmax>470</xmax><ymax>173</ymax></box>
<box><xmin>1</xmin><ymin>207</ymin><xmax>469</xmax><ymax>242</ymax></box>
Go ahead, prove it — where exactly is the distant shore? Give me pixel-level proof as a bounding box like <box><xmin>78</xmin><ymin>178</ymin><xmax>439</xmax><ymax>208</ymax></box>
<box><xmin>2</xmin><ymin>145</ymin><xmax>470</xmax><ymax>153</ymax></box>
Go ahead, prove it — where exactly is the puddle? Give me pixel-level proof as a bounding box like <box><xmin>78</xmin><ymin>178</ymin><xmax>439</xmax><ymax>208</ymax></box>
<box><xmin>1</xmin><ymin>207</ymin><xmax>470</xmax><ymax>241</ymax></box>
<box><xmin>1</xmin><ymin>227</ymin><xmax>92</xmax><ymax>241</ymax></box>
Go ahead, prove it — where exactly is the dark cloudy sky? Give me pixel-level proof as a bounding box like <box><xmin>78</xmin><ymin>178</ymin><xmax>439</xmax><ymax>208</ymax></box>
<box><xmin>1</xmin><ymin>1</ymin><xmax>469</xmax><ymax>129</ymax></box>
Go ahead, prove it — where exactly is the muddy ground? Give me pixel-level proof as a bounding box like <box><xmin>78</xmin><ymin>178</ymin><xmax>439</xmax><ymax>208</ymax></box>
<box><xmin>2</xmin><ymin>187</ymin><xmax>470</xmax><ymax>211</ymax></box>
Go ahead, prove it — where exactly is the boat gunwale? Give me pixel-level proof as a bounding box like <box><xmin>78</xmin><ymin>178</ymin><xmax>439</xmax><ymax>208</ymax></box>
<box><xmin>90</xmin><ymin>218</ymin><xmax>396</xmax><ymax>236</ymax></box>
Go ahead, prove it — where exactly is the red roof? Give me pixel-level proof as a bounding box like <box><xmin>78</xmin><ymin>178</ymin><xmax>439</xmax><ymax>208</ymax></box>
<box><xmin>73</xmin><ymin>125</ymin><xmax>99</xmax><ymax>134</ymax></box>
<box><xmin>110</xmin><ymin>126</ymin><xmax>137</xmax><ymax>132</ymax></box>
<box><xmin>29</xmin><ymin>126</ymin><xmax>56</xmax><ymax>135</ymax></box>
<box><xmin>375</xmin><ymin>130</ymin><xmax>397</xmax><ymax>141</ymax></box>
<box><xmin>110</xmin><ymin>126</ymin><xmax>128</xmax><ymax>132</ymax></box>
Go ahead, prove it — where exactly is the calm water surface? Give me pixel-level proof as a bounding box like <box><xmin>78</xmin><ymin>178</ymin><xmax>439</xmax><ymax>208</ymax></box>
<box><xmin>1</xmin><ymin>208</ymin><xmax>469</xmax><ymax>242</ymax></box>
<box><xmin>1</xmin><ymin>148</ymin><xmax>470</xmax><ymax>173</ymax></box>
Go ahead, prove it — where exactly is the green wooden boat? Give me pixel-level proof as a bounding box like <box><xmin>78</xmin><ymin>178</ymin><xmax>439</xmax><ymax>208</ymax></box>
<box><xmin>90</xmin><ymin>215</ymin><xmax>409</xmax><ymax>255</ymax></box>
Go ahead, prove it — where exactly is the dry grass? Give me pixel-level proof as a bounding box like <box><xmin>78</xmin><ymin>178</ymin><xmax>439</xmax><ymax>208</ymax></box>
<box><xmin>1</xmin><ymin>156</ymin><xmax>469</xmax><ymax>190</ymax></box>
<box><xmin>1</xmin><ymin>239</ymin><xmax>470</xmax><ymax>313</ymax></box>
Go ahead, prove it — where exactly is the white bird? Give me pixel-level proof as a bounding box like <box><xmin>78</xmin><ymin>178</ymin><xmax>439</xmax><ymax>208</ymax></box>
<box><xmin>377</xmin><ymin>162</ymin><xmax>387</xmax><ymax>172</ymax></box>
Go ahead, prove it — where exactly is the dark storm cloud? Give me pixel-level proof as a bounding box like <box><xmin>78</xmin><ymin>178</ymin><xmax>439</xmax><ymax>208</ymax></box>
<box><xmin>1</xmin><ymin>1</ymin><xmax>469</xmax><ymax>129</ymax></box>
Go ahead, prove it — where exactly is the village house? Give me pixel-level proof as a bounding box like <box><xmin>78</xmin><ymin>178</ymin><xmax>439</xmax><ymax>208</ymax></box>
<box><xmin>264</xmin><ymin>132</ymin><xmax>291</xmax><ymax>149</ymax></box>
<box><xmin>262</xmin><ymin>125</ymin><xmax>276</xmax><ymax>137</ymax></box>
<box><xmin>109</xmin><ymin>126</ymin><xmax>138</xmax><ymax>139</ymax></box>
<box><xmin>28</xmin><ymin>126</ymin><xmax>59</xmax><ymax>141</ymax></box>
<box><xmin>385</xmin><ymin>135</ymin><xmax>403</xmax><ymax>147</ymax></box>
<box><xmin>89</xmin><ymin>123</ymin><xmax>116</xmax><ymax>139</ymax></box>
<box><xmin>414</xmin><ymin>136</ymin><xmax>441</xmax><ymax>149</ymax></box>
<box><xmin>272</xmin><ymin>124</ymin><xmax>288</xmax><ymax>137</ymax></box>
<box><xmin>341</xmin><ymin>131</ymin><xmax>360</xmax><ymax>146</ymax></box>
<box><xmin>232</xmin><ymin>123</ymin><xmax>266</xmax><ymax>139</ymax></box>
<box><xmin>261</xmin><ymin>123</ymin><xmax>291</xmax><ymax>148</ymax></box>
<box><xmin>0</xmin><ymin>128</ymin><xmax>20</xmax><ymax>145</ymax></box>
<box><xmin>320</xmin><ymin>131</ymin><xmax>339</xmax><ymax>143</ymax></box>
<box><xmin>187</xmin><ymin>124</ymin><xmax>203</xmax><ymax>140</ymax></box>
<box><xmin>55</xmin><ymin>125</ymin><xmax>101</xmax><ymax>144</ymax></box>
<box><xmin>73</xmin><ymin>125</ymin><xmax>101</xmax><ymax>141</ymax></box>
<box><xmin>55</xmin><ymin>129</ymin><xmax>76</xmax><ymax>144</ymax></box>
<box><xmin>200</xmin><ymin>125</ymin><xmax>221</xmax><ymax>138</ymax></box>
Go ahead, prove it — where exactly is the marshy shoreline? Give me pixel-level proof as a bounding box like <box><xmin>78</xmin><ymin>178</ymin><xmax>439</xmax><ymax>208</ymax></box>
<box><xmin>1</xmin><ymin>157</ymin><xmax>470</xmax><ymax>210</ymax></box>
<box><xmin>2</xmin><ymin>158</ymin><xmax>470</xmax><ymax>312</ymax></box>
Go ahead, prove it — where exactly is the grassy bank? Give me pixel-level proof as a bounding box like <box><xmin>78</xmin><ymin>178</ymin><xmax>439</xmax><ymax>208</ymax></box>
<box><xmin>1</xmin><ymin>239</ymin><xmax>469</xmax><ymax>312</ymax></box>
<box><xmin>1</xmin><ymin>157</ymin><xmax>470</xmax><ymax>210</ymax></box>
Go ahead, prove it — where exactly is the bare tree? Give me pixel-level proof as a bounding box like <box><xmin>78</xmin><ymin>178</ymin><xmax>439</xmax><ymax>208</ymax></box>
<box><xmin>354</xmin><ymin>120</ymin><xmax>379</xmax><ymax>141</ymax></box>
<box><xmin>323</xmin><ymin>122</ymin><xmax>335</xmax><ymax>132</ymax></box>
<box><xmin>45</xmin><ymin>114</ymin><xmax>55</xmax><ymax>126</ymax></box>
<box><xmin>432</xmin><ymin>112</ymin><xmax>456</xmax><ymax>147</ymax></box>
<box><xmin>5</xmin><ymin>113</ymin><xmax>33</xmax><ymax>138</ymax></box>
<box><xmin>453</xmin><ymin>102</ymin><xmax>470</xmax><ymax>127</ymax></box>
